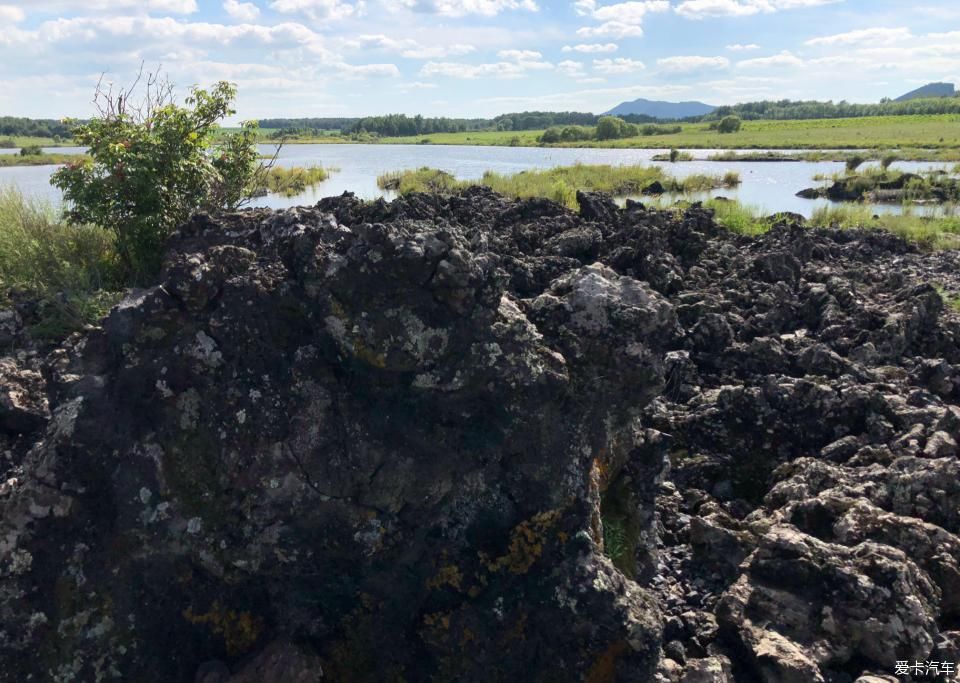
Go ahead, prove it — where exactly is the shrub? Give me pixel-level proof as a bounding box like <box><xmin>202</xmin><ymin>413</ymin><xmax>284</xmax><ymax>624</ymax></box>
<box><xmin>880</xmin><ymin>153</ymin><xmax>898</xmax><ymax>170</ymax></box>
<box><xmin>596</xmin><ymin>116</ymin><xmax>630</xmax><ymax>141</ymax></box>
<box><xmin>669</xmin><ymin>148</ymin><xmax>680</xmax><ymax>163</ymax></box>
<box><xmin>19</xmin><ymin>145</ymin><xmax>43</xmax><ymax>156</ymax></box>
<box><xmin>52</xmin><ymin>77</ymin><xmax>261</xmax><ymax>281</ymax></box>
<box><xmin>845</xmin><ymin>155</ymin><xmax>866</xmax><ymax>172</ymax></box>
<box><xmin>717</xmin><ymin>115</ymin><xmax>742</xmax><ymax>134</ymax></box>
<box><xmin>0</xmin><ymin>138</ymin><xmax>15</xmax><ymax>148</ymax></box>
<box><xmin>539</xmin><ymin>127</ymin><xmax>562</xmax><ymax>144</ymax></box>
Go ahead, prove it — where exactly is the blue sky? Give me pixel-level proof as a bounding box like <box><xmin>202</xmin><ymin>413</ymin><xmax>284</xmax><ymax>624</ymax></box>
<box><xmin>1</xmin><ymin>0</ymin><xmax>958</xmax><ymax>119</ymax></box>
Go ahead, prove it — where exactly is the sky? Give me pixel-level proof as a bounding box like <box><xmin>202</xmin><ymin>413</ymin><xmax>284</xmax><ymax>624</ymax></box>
<box><xmin>0</xmin><ymin>0</ymin><xmax>959</xmax><ymax>120</ymax></box>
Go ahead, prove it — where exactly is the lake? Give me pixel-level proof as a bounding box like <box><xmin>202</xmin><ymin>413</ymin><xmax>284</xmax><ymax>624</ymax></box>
<box><xmin>1</xmin><ymin>144</ymin><xmax>957</xmax><ymax>218</ymax></box>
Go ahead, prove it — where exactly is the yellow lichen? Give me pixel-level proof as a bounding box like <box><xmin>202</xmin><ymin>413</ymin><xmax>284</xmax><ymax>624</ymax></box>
<box><xmin>422</xmin><ymin>612</ymin><xmax>451</xmax><ymax>630</ymax></box>
<box><xmin>183</xmin><ymin>601</ymin><xmax>263</xmax><ymax>656</ymax></box>
<box><xmin>480</xmin><ymin>509</ymin><xmax>562</xmax><ymax>574</ymax></box>
<box><xmin>427</xmin><ymin>564</ymin><xmax>464</xmax><ymax>591</ymax></box>
<box><xmin>585</xmin><ymin>641</ymin><xmax>628</xmax><ymax>683</ymax></box>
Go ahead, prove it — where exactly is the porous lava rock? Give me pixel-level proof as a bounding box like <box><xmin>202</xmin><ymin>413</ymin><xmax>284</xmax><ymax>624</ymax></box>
<box><xmin>3</xmin><ymin>188</ymin><xmax>960</xmax><ymax>682</ymax></box>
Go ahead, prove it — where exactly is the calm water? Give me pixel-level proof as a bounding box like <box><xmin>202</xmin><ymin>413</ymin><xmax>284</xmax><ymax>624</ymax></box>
<box><xmin>1</xmin><ymin>144</ymin><xmax>956</xmax><ymax>218</ymax></box>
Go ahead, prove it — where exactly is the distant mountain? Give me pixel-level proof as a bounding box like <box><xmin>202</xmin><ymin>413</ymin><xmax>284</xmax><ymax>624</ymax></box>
<box><xmin>895</xmin><ymin>82</ymin><xmax>955</xmax><ymax>102</ymax></box>
<box><xmin>604</xmin><ymin>98</ymin><xmax>716</xmax><ymax>120</ymax></box>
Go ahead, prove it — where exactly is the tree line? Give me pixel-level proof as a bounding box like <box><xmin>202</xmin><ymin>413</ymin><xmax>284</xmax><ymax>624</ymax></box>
<box><xmin>702</xmin><ymin>97</ymin><xmax>960</xmax><ymax>121</ymax></box>
<box><xmin>0</xmin><ymin>116</ymin><xmax>76</xmax><ymax>140</ymax></box>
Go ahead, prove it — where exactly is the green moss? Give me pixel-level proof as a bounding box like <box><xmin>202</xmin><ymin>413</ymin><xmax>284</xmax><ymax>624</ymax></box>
<box><xmin>599</xmin><ymin>477</ymin><xmax>639</xmax><ymax>579</ymax></box>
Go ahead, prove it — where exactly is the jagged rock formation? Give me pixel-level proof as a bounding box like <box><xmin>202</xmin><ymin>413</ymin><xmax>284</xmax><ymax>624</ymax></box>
<box><xmin>2</xmin><ymin>188</ymin><xmax>960</xmax><ymax>682</ymax></box>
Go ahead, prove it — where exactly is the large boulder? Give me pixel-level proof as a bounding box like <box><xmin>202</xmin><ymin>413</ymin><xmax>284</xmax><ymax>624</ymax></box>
<box><xmin>0</xmin><ymin>198</ymin><xmax>675</xmax><ymax>681</ymax></box>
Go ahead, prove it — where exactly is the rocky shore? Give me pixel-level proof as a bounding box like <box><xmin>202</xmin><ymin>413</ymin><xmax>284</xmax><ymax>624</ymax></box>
<box><xmin>2</xmin><ymin>188</ymin><xmax>960</xmax><ymax>682</ymax></box>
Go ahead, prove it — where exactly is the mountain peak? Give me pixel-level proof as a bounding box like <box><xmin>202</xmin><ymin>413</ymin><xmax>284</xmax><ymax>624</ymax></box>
<box><xmin>603</xmin><ymin>97</ymin><xmax>716</xmax><ymax>120</ymax></box>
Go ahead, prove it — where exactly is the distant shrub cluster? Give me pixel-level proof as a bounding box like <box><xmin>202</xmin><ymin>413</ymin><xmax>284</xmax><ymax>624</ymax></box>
<box><xmin>538</xmin><ymin>117</ymin><xmax>681</xmax><ymax>144</ymax></box>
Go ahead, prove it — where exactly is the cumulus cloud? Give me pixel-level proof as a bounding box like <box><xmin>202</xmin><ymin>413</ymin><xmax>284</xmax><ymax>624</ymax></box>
<box><xmin>575</xmin><ymin>1</ymin><xmax>669</xmax><ymax>40</ymax></box>
<box><xmin>498</xmin><ymin>49</ymin><xmax>543</xmax><ymax>61</ymax></box>
<box><xmin>593</xmin><ymin>57</ymin><xmax>645</xmax><ymax>73</ymax></box>
<box><xmin>269</xmin><ymin>0</ymin><xmax>359</xmax><ymax>20</ymax></box>
<box><xmin>557</xmin><ymin>59</ymin><xmax>586</xmax><ymax>76</ymax></box>
<box><xmin>675</xmin><ymin>0</ymin><xmax>841</xmax><ymax>20</ymax></box>
<box><xmin>562</xmin><ymin>42</ymin><xmax>618</xmax><ymax>53</ymax></box>
<box><xmin>20</xmin><ymin>0</ymin><xmax>199</xmax><ymax>11</ymax></box>
<box><xmin>737</xmin><ymin>49</ymin><xmax>805</xmax><ymax>67</ymax></box>
<box><xmin>420</xmin><ymin>55</ymin><xmax>552</xmax><ymax>78</ymax></box>
<box><xmin>347</xmin><ymin>34</ymin><xmax>475</xmax><ymax>58</ymax></box>
<box><xmin>805</xmin><ymin>27</ymin><xmax>912</xmax><ymax>46</ymax></box>
<box><xmin>0</xmin><ymin>4</ymin><xmax>25</xmax><ymax>22</ymax></box>
<box><xmin>395</xmin><ymin>0</ymin><xmax>538</xmax><ymax>16</ymax></box>
<box><xmin>223</xmin><ymin>0</ymin><xmax>261</xmax><ymax>21</ymax></box>
<box><xmin>726</xmin><ymin>43</ymin><xmax>759</xmax><ymax>50</ymax></box>
<box><xmin>657</xmin><ymin>55</ymin><xmax>730</xmax><ymax>71</ymax></box>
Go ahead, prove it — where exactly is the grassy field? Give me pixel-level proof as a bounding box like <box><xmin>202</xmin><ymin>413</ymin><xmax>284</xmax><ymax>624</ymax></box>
<box><xmin>7</xmin><ymin>115</ymin><xmax>960</xmax><ymax>154</ymax></box>
<box><xmin>357</xmin><ymin>115</ymin><xmax>960</xmax><ymax>151</ymax></box>
<box><xmin>378</xmin><ymin>164</ymin><xmax>740</xmax><ymax>209</ymax></box>
<box><xmin>0</xmin><ymin>153</ymin><xmax>88</xmax><ymax>167</ymax></box>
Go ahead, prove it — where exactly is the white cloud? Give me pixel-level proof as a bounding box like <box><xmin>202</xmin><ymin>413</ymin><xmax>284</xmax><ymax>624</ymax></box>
<box><xmin>347</xmin><ymin>34</ymin><xmax>475</xmax><ymax>58</ymax></box>
<box><xmin>269</xmin><ymin>0</ymin><xmax>359</xmax><ymax>20</ymax></box>
<box><xmin>657</xmin><ymin>55</ymin><xmax>730</xmax><ymax>71</ymax></box>
<box><xmin>0</xmin><ymin>4</ymin><xmax>24</xmax><ymax>22</ymax></box>
<box><xmin>223</xmin><ymin>0</ymin><xmax>261</xmax><ymax>21</ymax></box>
<box><xmin>397</xmin><ymin>80</ymin><xmax>438</xmax><ymax>89</ymax></box>
<box><xmin>20</xmin><ymin>0</ymin><xmax>199</xmax><ymax>11</ymax></box>
<box><xmin>726</xmin><ymin>43</ymin><xmax>759</xmax><ymax>50</ymax></box>
<box><xmin>575</xmin><ymin>1</ymin><xmax>669</xmax><ymax>40</ymax></box>
<box><xmin>805</xmin><ymin>27</ymin><xmax>912</xmax><ymax>46</ymax></box>
<box><xmin>593</xmin><ymin>57</ymin><xmax>645</xmax><ymax>73</ymax></box>
<box><xmin>577</xmin><ymin>21</ymin><xmax>644</xmax><ymax>38</ymax></box>
<box><xmin>737</xmin><ymin>50</ymin><xmax>805</xmax><ymax>67</ymax></box>
<box><xmin>562</xmin><ymin>42</ymin><xmax>618</xmax><ymax>53</ymax></box>
<box><xmin>498</xmin><ymin>49</ymin><xmax>542</xmax><ymax>60</ymax></box>
<box><xmin>675</xmin><ymin>0</ymin><xmax>841</xmax><ymax>20</ymax></box>
<box><xmin>420</xmin><ymin>57</ymin><xmax>553</xmax><ymax>78</ymax></box>
<box><xmin>558</xmin><ymin>59</ymin><xmax>586</xmax><ymax>76</ymax></box>
<box><xmin>396</xmin><ymin>0</ymin><xmax>538</xmax><ymax>16</ymax></box>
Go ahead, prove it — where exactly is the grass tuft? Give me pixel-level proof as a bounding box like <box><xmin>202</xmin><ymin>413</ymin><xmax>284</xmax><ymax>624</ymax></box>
<box><xmin>0</xmin><ymin>187</ymin><xmax>122</xmax><ymax>340</ymax></box>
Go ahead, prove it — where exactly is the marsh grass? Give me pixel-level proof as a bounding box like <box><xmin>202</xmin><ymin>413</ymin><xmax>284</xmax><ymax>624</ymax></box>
<box><xmin>255</xmin><ymin>165</ymin><xmax>333</xmax><ymax>196</ymax></box>
<box><xmin>0</xmin><ymin>188</ymin><xmax>122</xmax><ymax>339</ymax></box>
<box><xmin>377</xmin><ymin>164</ymin><xmax>739</xmax><ymax>209</ymax></box>
<box><xmin>0</xmin><ymin>153</ymin><xmax>90</xmax><ymax>167</ymax></box>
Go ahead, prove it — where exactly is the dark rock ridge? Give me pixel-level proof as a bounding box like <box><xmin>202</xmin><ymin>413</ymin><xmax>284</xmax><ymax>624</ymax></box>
<box><xmin>1</xmin><ymin>188</ymin><xmax>960</xmax><ymax>682</ymax></box>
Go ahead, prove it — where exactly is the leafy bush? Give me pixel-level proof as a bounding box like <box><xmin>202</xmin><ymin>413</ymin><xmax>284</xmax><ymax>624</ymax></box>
<box><xmin>0</xmin><ymin>138</ymin><xmax>15</xmax><ymax>148</ymax></box>
<box><xmin>52</xmin><ymin>78</ymin><xmax>261</xmax><ymax>281</ymax></box>
<box><xmin>19</xmin><ymin>145</ymin><xmax>43</xmax><ymax>156</ymax></box>
<box><xmin>539</xmin><ymin>127</ymin><xmax>562</xmax><ymax>144</ymax></box>
<box><xmin>596</xmin><ymin>116</ymin><xmax>636</xmax><ymax>141</ymax></box>
<box><xmin>669</xmin><ymin>148</ymin><xmax>680</xmax><ymax>163</ymax></box>
<box><xmin>717</xmin><ymin>115</ymin><xmax>742</xmax><ymax>134</ymax></box>
<box><xmin>880</xmin><ymin>153</ymin><xmax>898</xmax><ymax>170</ymax></box>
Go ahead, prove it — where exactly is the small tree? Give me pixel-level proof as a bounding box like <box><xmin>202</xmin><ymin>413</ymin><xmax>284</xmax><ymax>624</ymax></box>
<box><xmin>596</xmin><ymin>116</ymin><xmax>628</xmax><ymax>141</ymax></box>
<box><xmin>717</xmin><ymin>115</ymin><xmax>742</xmax><ymax>134</ymax></box>
<box><xmin>52</xmin><ymin>70</ymin><xmax>262</xmax><ymax>281</ymax></box>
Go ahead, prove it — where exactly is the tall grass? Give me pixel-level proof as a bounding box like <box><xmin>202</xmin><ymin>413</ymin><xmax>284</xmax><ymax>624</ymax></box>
<box><xmin>254</xmin><ymin>165</ymin><xmax>332</xmax><ymax>197</ymax></box>
<box><xmin>0</xmin><ymin>187</ymin><xmax>122</xmax><ymax>339</ymax></box>
<box><xmin>377</xmin><ymin>164</ymin><xmax>738</xmax><ymax>209</ymax></box>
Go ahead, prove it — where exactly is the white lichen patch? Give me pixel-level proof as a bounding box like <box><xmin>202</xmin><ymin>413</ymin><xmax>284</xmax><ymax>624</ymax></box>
<box><xmin>188</xmin><ymin>331</ymin><xmax>223</xmax><ymax>369</ymax></box>
<box><xmin>176</xmin><ymin>389</ymin><xmax>200</xmax><ymax>431</ymax></box>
